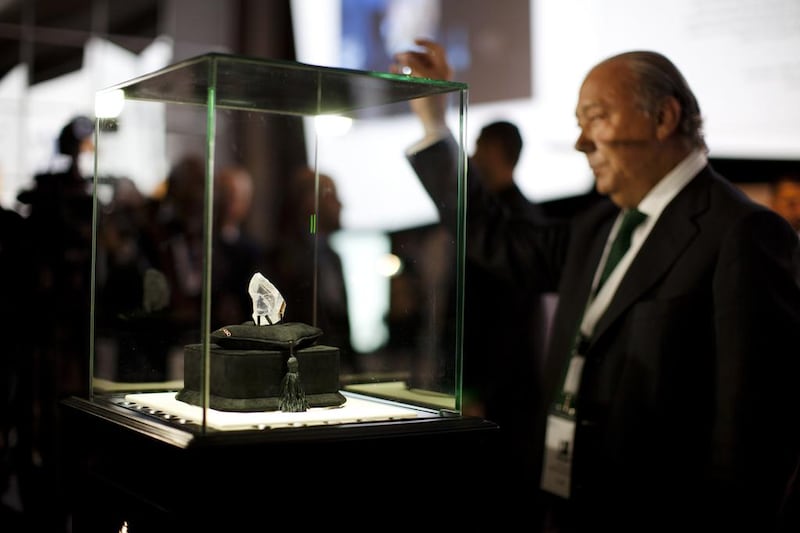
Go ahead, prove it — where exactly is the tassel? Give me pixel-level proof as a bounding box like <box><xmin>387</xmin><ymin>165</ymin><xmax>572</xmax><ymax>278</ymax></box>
<box><xmin>279</xmin><ymin>345</ymin><xmax>309</xmax><ymax>412</ymax></box>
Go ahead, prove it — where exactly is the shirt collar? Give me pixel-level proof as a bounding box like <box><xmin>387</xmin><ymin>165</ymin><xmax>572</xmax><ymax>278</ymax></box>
<box><xmin>638</xmin><ymin>149</ymin><xmax>707</xmax><ymax>218</ymax></box>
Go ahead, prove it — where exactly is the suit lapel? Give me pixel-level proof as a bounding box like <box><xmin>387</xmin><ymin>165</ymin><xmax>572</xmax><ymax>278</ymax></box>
<box><xmin>541</xmin><ymin>203</ymin><xmax>615</xmax><ymax>400</ymax></box>
<box><xmin>558</xmin><ymin>205</ymin><xmax>616</xmax><ymax>341</ymax></box>
<box><xmin>591</xmin><ymin>170</ymin><xmax>711</xmax><ymax>340</ymax></box>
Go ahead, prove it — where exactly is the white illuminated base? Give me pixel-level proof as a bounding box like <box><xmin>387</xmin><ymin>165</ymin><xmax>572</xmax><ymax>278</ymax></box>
<box><xmin>123</xmin><ymin>391</ymin><xmax>433</xmax><ymax>431</ymax></box>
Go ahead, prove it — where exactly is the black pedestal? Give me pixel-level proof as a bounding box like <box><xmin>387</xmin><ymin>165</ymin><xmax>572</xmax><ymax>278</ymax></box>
<box><xmin>60</xmin><ymin>396</ymin><xmax>501</xmax><ymax>532</ymax></box>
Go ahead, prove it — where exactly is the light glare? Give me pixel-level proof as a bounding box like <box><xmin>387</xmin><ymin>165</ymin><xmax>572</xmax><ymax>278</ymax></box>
<box><xmin>95</xmin><ymin>89</ymin><xmax>125</xmax><ymax>118</ymax></box>
<box><xmin>314</xmin><ymin>115</ymin><xmax>352</xmax><ymax>137</ymax></box>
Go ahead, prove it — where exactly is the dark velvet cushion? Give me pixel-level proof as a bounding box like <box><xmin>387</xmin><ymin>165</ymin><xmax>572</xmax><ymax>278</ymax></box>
<box><xmin>176</xmin><ymin>343</ymin><xmax>345</xmax><ymax>412</ymax></box>
<box><xmin>211</xmin><ymin>321</ymin><xmax>322</xmax><ymax>350</ymax></box>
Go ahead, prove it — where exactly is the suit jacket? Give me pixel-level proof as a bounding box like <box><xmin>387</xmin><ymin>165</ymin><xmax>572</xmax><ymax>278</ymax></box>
<box><xmin>460</xmin><ymin>180</ymin><xmax>552</xmax><ymax>491</ymax></box>
<box><xmin>461</xmin><ymin>182</ymin><xmax>547</xmax><ymax>402</ymax></box>
<box><xmin>409</xmin><ymin>136</ymin><xmax>800</xmax><ymax>532</ymax></box>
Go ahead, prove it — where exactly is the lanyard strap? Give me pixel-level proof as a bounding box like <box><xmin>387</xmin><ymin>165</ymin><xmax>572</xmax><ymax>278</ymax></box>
<box><xmin>551</xmin><ymin>211</ymin><xmax>646</xmax><ymax>418</ymax></box>
<box><xmin>551</xmin><ymin>334</ymin><xmax>589</xmax><ymax>418</ymax></box>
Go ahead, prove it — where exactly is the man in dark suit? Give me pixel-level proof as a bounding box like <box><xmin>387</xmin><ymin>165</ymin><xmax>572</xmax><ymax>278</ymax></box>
<box><xmin>460</xmin><ymin>120</ymin><xmax>546</xmax><ymax>400</ymax></box>
<box><xmin>445</xmin><ymin>118</ymin><xmax>555</xmax><ymax>496</ymax></box>
<box><xmin>393</xmin><ymin>39</ymin><xmax>800</xmax><ymax>532</ymax></box>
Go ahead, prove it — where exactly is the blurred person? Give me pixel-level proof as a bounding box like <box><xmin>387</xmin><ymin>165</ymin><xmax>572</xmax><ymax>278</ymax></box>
<box><xmin>0</xmin><ymin>204</ymin><xmax>35</xmax><ymax>528</ymax></box>
<box><xmin>145</xmin><ymin>154</ymin><xmax>207</xmax><ymax>329</ymax></box>
<box><xmin>13</xmin><ymin>115</ymin><xmax>96</xmax><ymax>532</ymax></box>
<box><xmin>93</xmin><ymin>175</ymin><xmax>174</xmax><ymax>383</ymax></box>
<box><xmin>472</xmin><ymin>120</ymin><xmax>529</xmax><ymax>197</ymax></box>
<box><xmin>404</xmin><ymin>55</ymin><xmax>557</xmax><ymax>496</ymax></box>
<box><xmin>457</xmin><ymin>119</ymin><xmax>555</xmax><ymax>490</ymax></box>
<box><xmin>211</xmin><ymin>164</ymin><xmax>266</xmax><ymax>327</ymax></box>
<box><xmin>462</xmin><ymin>119</ymin><xmax>548</xmax><ymax>410</ymax></box>
<box><xmin>393</xmin><ymin>39</ymin><xmax>800</xmax><ymax>532</ymax></box>
<box><xmin>770</xmin><ymin>173</ymin><xmax>800</xmax><ymax>235</ymax></box>
<box><xmin>388</xmin><ymin>222</ymin><xmax>456</xmax><ymax>392</ymax></box>
<box><xmin>120</xmin><ymin>153</ymin><xmax>210</xmax><ymax>383</ymax></box>
<box><xmin>97</xmin><ymin>176</ymin><xmax>151</xmax><ymax>316</ymax></box>
<box><xmin>770</xmin><ymin>173</ymin><xmax>800</xmax><ymax>285</ymax></box>
<box><xmin>266</xmin><ymin>166</ymin><xmax>356</xmax><ymax>375</ymax></box>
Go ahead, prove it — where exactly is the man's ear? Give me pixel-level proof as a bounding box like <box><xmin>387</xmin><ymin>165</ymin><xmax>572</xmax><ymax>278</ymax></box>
<box><xmin>655</xmin><ymin>96</ymin><xmax>681</xmax><ymax>141</ymax></box>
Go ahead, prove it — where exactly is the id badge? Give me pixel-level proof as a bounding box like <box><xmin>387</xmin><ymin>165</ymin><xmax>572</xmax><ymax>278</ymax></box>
<box><xmin>540</xmin><ymin>414</ymin><xmax>575</xmax><ymax>499</ymax></box>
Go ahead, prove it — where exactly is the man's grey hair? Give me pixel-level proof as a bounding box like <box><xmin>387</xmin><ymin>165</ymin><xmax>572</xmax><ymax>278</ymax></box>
<box><xmin>610</xmin><ymin>50</ymin><xmax>707</xmax><ymax>152</ymax></box>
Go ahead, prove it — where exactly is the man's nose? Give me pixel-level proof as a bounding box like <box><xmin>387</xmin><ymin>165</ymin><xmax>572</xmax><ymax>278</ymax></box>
<box><xmin>574</xmin><ymin>130</ymin><xmax>594</xmax><ymax>153</ymax></box>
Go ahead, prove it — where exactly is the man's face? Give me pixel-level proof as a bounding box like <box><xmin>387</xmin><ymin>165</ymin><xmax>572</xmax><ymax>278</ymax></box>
<box><xmin>574</xmin><ymin>60</ymin><xmax>660</xmax><ymax>208</ymax></box>
<box><xmin>316</xmin><ymin>174</ymin><xmax>342</xmax><ymax>233</ymax></box>
<box><xmin>471</xmin><ymin>136</ymin><xmax>504</xmax><ymax>192</ymax></box>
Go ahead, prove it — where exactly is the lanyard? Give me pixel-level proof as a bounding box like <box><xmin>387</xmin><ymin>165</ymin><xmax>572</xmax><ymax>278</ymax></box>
<box><xmin>551</xmin><ymin>209</ymin><xmax>644</xmax><ymax>417</ymax></box>
<box><xmin>551</xmin><ymin>334</ymin><xmax>587</xmax><ymax>418</ymax></box>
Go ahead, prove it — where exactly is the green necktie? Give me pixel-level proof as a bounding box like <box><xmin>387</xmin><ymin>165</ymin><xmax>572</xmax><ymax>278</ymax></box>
<box><xmin>596</xmin><ymin>208</ymin><xmax>647</xmax><ymax>292</ymax></box>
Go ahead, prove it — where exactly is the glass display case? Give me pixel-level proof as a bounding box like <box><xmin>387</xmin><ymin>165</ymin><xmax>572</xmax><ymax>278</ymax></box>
<box><xmin>87</xmin><ymin>52</ymin><xmax>469</xmax><ymax>435</ymax></box>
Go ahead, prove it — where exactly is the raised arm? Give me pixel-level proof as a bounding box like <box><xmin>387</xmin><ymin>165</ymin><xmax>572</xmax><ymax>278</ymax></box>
<box><xmin>394</xmin><ymin>39</ymin><xmax>567</xmax><ymax>292</ymax></box>
<box><xmin>391</xmin><ymin>38</ymin><xmax>453</xmax><ymax>143</ymax></box>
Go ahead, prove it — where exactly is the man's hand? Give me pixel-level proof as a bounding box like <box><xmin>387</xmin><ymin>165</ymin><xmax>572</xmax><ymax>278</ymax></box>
<box><xmin>391</xmin><ymin>39</ymin><xmax>454</xmax><ymax>139</ymax></box>
<box><xmin>391</xmin><ymin>38</ymin><xmax>453</xmax><ymax>81</ymax></box>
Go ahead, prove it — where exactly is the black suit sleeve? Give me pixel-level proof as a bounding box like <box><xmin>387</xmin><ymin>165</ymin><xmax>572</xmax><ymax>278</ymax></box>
<box><xmin>407</xmin><ymin>134</ymin><xmax>569</xmax><ymax>293</ymax></box>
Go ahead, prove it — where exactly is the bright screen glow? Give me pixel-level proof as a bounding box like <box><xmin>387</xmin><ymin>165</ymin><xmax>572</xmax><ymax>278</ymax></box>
<box><xmin>292</xmin><ymin>0</ymin><xmax>800</xmax><ymax>231</ymax></box>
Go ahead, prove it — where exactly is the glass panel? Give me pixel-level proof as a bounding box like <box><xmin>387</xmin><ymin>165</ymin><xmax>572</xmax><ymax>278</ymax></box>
<box><xmin>112</xmin><ymin>53</ymin><xmax>459</xmax><ymax>116</ymax></box>
<box><xmin>91</xmin><ymin>53</ymin><xmax>467</xmax><ymax>433</ymax></box>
